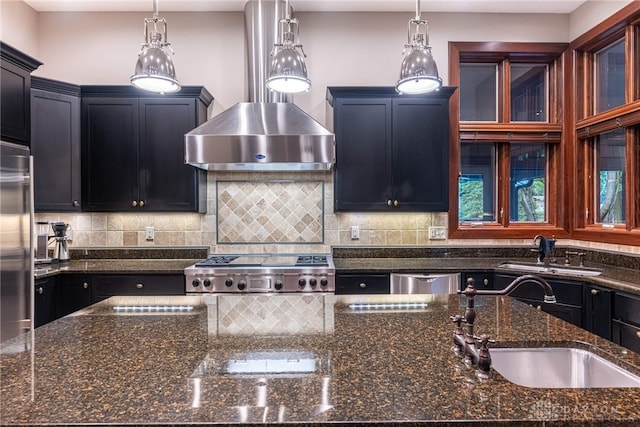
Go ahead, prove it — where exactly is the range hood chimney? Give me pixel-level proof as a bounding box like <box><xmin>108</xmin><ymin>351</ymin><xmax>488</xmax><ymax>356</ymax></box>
<box><xmin>185</xmin><ymin>0</ymin><xmax>335</xmax><ymax>171</ymax></box>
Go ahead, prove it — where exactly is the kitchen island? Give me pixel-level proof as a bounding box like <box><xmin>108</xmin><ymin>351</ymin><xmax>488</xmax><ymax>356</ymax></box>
<box><xmin>1</xmin><ymin>293</ymin><xmax>640</xmax><ymax>426</ymax></box>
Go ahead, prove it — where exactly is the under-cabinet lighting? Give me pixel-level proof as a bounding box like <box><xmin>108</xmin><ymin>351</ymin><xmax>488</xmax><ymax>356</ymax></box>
<box><xmin>113</xmin><ymin>305</ymin><xmax>194</xmax><ymax>312</ymax></box>
<box><xmin>349</xmin><ymin>302</ymin><xmax>429</xmax><ymax>311</ymax></box>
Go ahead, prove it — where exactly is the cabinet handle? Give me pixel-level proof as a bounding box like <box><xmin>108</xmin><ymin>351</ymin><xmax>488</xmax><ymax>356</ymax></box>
<box><xmin>393</xmin><ymin>200</ymin><xmax>398</xmax><ymax>207</ymax></box>
<box><xmin>536</xmin><ymin>305</ymin><xmax>542</xmax><ymax>310</ymax></box>
<box><xmin>591</xmin><ymin>289</ymin><xmax>600</xmax><ymax>295</ymax></box>
<box><xmin>636</xmin><ymin>331</ymin><xmax>640</xmax><ymax>339</ymax></box>
<box><xmin>72</xmin><ymin>200</ymin><xmax>79</xmax><ymax>207</ymax></box>
<box><xmin>387</xmin><ymin>199</ymin><xmax>392</xmax><ymax>207</ymax></box>
<box><xmin>359</xmin><ymin>282</ymin><xmax>367</xmax><ymax>289</ymax></box>
<box><xmin>136</xmin><ymin>283</ymin><xmax>144</xmax><ymax>289</ymax></box>
<box><xmin>139</xmin><ymin>200</ymin><xmax>145</xmax><ymax>207</ymax></box>
<box><xmin>83</xmin><ymin>282</ymin><xmax>89</xmax><ymax>289</ymax></box>
<box><xmin>483</xmin><ymin>278</ymin><xmax>489</xmax><ymax>286</ymax></box>
<box><xmin>38</xmin><ymin>287</ymin><xmax>43</xmax><ymax>295</ymax></box>
<box><xmin>132</xmin><ymin>200</ymin><xmax>138</xmax><ymax>207</ymax></box>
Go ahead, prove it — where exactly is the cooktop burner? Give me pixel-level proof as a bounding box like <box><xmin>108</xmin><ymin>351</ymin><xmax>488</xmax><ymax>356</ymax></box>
<box><xmin>195</xmin><ymin>255</ymin><xmax>329</xmax><ymax>268</ymax></box>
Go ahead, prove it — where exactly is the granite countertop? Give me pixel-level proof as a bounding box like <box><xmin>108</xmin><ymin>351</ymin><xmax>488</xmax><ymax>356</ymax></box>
<box><xmin>34</xmin><ymin>258</ymin><xmax>200</xmax><ymax>278</ymax></box>
<box><xmin>1</xmin><ymin>293</ymin><xmax>640</xmax><ymax>426</ymax></box>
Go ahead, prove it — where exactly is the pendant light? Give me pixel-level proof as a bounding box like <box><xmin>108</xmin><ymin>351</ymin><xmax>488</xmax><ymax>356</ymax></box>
<box><xmin>266</xmin><ymin>0</ymin><xmax>311</xmax><ymax>94</ymax></box>
<box><xmin>395</xmin><ymin>0</ymin><xmax>442</xmax><ymax>94</ymax></box>
<box><xmin>131</xmin><ymin>0</ymin><xmax>180</xmax><ymax>94</ymax></box>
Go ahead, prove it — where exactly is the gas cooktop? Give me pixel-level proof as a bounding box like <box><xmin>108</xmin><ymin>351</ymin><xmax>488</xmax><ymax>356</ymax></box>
<box><xmin>184</xmin><ymin>254</ymin><xmax>335</xmax><ymax>294</ymax></box>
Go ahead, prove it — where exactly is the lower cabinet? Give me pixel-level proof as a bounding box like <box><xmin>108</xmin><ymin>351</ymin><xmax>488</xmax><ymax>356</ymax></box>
<box><xmin>494</xmin><ymin>274</ymin><xmax>584</xmax><ymax>328</ymax></box>
<box><xmin>59</xmin><ymin>275</ymin><xmax>92</xmax><ymax>317</ymax></box>
<box><xmin>612</xmin><ymin>292</ymin><xmax>640</xmax><ymax>354</ymax></box>
<box><xmin>34</xmin><ymin>276</ymin><xmax>58</xmax><ymax>327</ymax></box>
<box><xmin>584</xmin><ymin>284</ymin><xmax>613</xmax><ymax>341</ymax></box>
<box><xmin>92</xmin><ymin>274</ymin><xmax>185</xmax><ymax>301</ymax></box>
<box><xmin>335</xmin><ymin>273</ymin><xmax>390</xmax><ymax>294</ymax></box>
<box><xmin>460</xmin><ymin>271</ymin><xmax>494</xmax><ymax>290</ymax></box>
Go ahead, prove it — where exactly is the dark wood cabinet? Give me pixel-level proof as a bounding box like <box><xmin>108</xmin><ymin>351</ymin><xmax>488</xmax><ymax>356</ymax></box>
<box><xmin>31</xmin><ymin>77</ymin><xmax>82</xmax><ymax>211</ymax></box>
<box><xmin>612</xmin><ymin>292</ymin><xmax>640</xmax><ymax>354</ymax></box>
<box><xmin>59</xmin><ymin>275</ymin><xmax>92</xmax><ymax>317</ymax></box>
<box><xmin>34</xmin><ymin>276</ymin><xmax>58</xmax><ymax>328</ymax></box>
<box><xmin>81</xmin><ymin>86</ymin><xmax>212</xmax><ymax>212</ymax></box>
<box><xmin>335</xmin><ymin>273</ymin><xmax>390</xmax><ymax>294</ymax></box>
<box><xmin>327</xmin><ymin>86</ymin><xmax>455</xmax><ymax>212</ymax></box>
<box><xmin>460</xmin><ymin>271</ymin><xmax>494</xmax><ymax>290</ymax></box>
<box><xmin>93</xmin><ymin>274</ymin><xmax>185</xmax><ymax>301</ymax></box>
<box><xmin>494</xmin><ymin>273</ymin><xmax>584</xmax><ymax>328</ymax></box>
<box><xmin>1</xmin><ymin>42</ymin><xmax>41</xmax><ymax>146</ymax></box>
<box><xmin>584</xmin><ymin>284</ymin><xmax>613</xmax><ymax>340</ymax></box>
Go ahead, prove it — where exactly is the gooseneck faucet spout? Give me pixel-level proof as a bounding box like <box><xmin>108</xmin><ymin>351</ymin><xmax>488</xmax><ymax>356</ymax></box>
<box><xmin>451</xmin><ymin>275</ymin><xmax>556</xmax><ymax>379</ymax></box>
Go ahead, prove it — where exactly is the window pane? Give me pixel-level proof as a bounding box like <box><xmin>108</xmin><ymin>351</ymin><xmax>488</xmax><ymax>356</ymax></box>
<box><xmin>459</xmin><ymin>143</ymin><xmax>496</xmax><ymax>222</ymax></box>
<box><xmin>595</xmin><ymin>38</ymin><xmax>625</xmax><ymax>113</ymax></box>
<box><xmin>510</xmin><ymin>64</ymin><xmax>547</xmax><ymax>122</ymax></box>
<box><xmin>510</xmin><ymin>144</ymin><xmax>546</xmax><ymax>222</ymax></box>
<box><xmin>596</xmin><ymin>129</ymin><xmax>626</xmax><ymax>224</ymax></box>
<box><xmin>460</xmin><ymin>64</ymin><xmax>497</xmax><ymax>121</ymax></box>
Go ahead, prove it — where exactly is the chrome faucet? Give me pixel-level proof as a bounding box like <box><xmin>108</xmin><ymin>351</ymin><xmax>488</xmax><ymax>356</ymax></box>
<box><xmin>451</xmin><ymin>275</ymin><xmax>556</xmax><ymax>379</ymax></box>
<box><xmin>532</xmin><ymin>234</ymin><xmax>556</xmax><ymax>266</ymax></box>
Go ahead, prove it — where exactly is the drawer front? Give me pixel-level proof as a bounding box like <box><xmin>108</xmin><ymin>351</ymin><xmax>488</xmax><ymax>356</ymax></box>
<box><xmin>614</xmin><ymin>293</ymin><xmax>640</xmax><ymax>326</ymax></box>
<box><xmin>93</xmin><ymin>274</ymin><xmax>184</xmax><ymax>298</ymax></box>
<box><xmin>461</xmin><ymin>272</ymin><xmax>494</xmax><ymax>290</ymax></box>
<box><xmin>336</xmin><ymin>273</ymin><xmax>390</xmax><ymax>294</ymax></box>
<box><xmin>612</xmin><ymin>319</ymin><xmax>640</xmax><ymax>354</ymax></box>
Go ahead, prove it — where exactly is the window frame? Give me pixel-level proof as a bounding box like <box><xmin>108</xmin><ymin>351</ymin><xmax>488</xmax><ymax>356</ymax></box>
<box><xmin>570</xmin><ymin>4</ymin><xmax>640</xmax><ymax>246</ymax></box>
<box><xmin>449</xmin><ymin>42</ymin><xmax>568</xmax><ymax>239</ymax></box>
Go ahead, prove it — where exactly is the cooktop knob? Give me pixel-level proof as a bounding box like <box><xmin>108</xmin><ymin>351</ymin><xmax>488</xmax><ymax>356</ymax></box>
<box><xmin>274</xmin><ymin>281</ymin><xmax>283</xmax><ymax>290</ymax></box>
<box><xmin>203</xmin><ymin>279</ymin><xmax>211</xmax><ymax>288</ymax></box>
<box><xmin>298</xmin><ymin>278</ymin><xmax>306</xmax><ymax>287</ymax></box>
<box><xmin>191</xmin><ymin>279</ymin><xmax>200</xmax><ymax>287</ymax></box>
<box><xmin>225</xmin><ymin>278</ymin><xmax>233</xmax><ymax>287</ymax></box>
<box><xmin>237</xmin><ymin>281</ymin><xmax>246</xmax><ymax>291</ymax></box>
<box><xmin>309</xmin><ymin>278</ymin><xmax>317</xmax><ymax>287</ymax></box>
<box><xmin>320</xmin><ymin>278</ymin><xmax>328</xmax><ymax>287</ymax></box>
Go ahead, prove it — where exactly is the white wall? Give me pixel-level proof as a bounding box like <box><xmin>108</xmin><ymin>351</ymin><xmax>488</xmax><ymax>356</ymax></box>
<box><xmin>570</xmin><ymin>0</ymin><xmax>633</xmax><ymax>41</ymax></box>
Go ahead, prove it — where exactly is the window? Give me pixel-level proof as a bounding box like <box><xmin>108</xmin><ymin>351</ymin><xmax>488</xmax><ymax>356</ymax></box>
<box><xmin>450</xmin><ymin>42</ymin><xmax>566</xmax><ymax>238</ymax></box>
<box><xmin>572</xmin><ymin>6</ymin><xmax>640</xmax><ymax>245</ymax></box>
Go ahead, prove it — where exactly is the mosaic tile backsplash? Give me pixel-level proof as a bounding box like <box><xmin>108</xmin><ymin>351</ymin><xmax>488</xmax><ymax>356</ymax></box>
<box><xmin>216</xmin><ymin>180</ymin><xmax>323</xmax><ymax>244</ymax></box>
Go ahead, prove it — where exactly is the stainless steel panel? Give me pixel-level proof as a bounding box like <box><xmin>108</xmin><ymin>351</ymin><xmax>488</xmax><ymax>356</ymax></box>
<box><xmin>390</xmin><ymin>273</ymin><xmax>460</xmax><ymax>294</ymax></box>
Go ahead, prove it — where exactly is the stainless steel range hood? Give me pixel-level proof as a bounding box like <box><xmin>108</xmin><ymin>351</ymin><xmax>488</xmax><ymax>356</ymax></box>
<box><xmin>184</xmin><ymin>0</ymin><xmax>335</xmax><ymax>172</ymax></box>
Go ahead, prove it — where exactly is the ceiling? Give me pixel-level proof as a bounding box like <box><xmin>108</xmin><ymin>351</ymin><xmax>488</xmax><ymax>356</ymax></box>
<box><xmin>22</xmin><ymin>0</ymin><xmax>589</xmax><ymax>14</ymax></box>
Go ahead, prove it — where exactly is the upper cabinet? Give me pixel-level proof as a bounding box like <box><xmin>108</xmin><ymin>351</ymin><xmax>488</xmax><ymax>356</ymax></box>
<box><xmin>80</xmin><ymin>86</ymin><xmax>213</xmax><ymax>212</ymax></box>
<box><xmin>327</xmin><ymin>87</ymin><xmax>456</xmax><ymax>212</ymax></box>
<box><xmin>1</xmin><ymin>42</ymin><xmax>42</xmax><ymax>146</ymax></box>
<box><xmin>31</xmin><ymin>77</ymin><xmax>82</xmax><ymax>212</ymax></box>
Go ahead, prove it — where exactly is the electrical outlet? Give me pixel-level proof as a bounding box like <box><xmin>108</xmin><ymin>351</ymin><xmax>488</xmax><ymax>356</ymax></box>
<box><xmin>145</xmin><ymin>226</ymin><xmax>154</xmax><ymax>241</ymax></box>
<box><xmin>428</xmin><ymin>226</ymin><xmax>447</xmax><ymax>240</ymax></box>
<box><xmin>350</xmin><ymin>225</ymin><xmax>360</xmax><ymax>240</ymax></box>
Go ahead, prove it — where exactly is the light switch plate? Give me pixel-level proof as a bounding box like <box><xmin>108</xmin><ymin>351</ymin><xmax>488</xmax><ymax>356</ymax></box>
<box><xmin>145</xmin><ymin>226</ymin><xmax>154</xmax><ymax>241</ymax></box>
<box><xmin>351</xmin><ymin>225</ymin><xmax>360</xmax><ymax>240</ymax></box>
<box><xmin>428</xmin><ymin>226</ymin><xmax>447</xmax><ymax>240</ymax></box>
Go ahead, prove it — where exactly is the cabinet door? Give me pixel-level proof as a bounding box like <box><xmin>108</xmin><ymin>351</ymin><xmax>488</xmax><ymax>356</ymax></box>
<box><xmin>34</xmin><ymin>277</ymin><xmax>58</xmax><ymax>327</ymax></box>
<box><xmin>59</xmin><ymin>276</ymin><xmax>92</xmax><ymax>317</ymax></box>
<box><xmin>139</xmin><ymin>98</ymin><xmax>204</xmax><ymax>211</ymax></box>
<box><xmin>460</xmin><ymin>271</ymin><xmax>494</xmax><ymax>290</ymax></box>
<box><xmin>584</xmin><ymin>285</ymin><xmax>612</xmax><ymax>340</ymax></box>
<box><xmin>81</xmin><ymin>98</ymin><xmax>139</xmax><ymax>211</ymax></box>
<box><xmin>333</xmin><ymin>98</ymin><xmax>392</xmax><ymax>211</ymax></box>
<box><xmin>1</xmin><ymin>61</ymin><xmax>30</xmax><ymax>145</ymax></box>
<box><xmin>612</xmin><ymin>320</ymin><xmax>640</xmax><ymax>354</ymax></box>
<box><xmin>31</xmin><ymin>88</ymin><xmax>81</xmax><ymax>211</ymax></box>
<box><xmin>392</xmin><ymin>98</ymin><xmax>449</xmax><ymax>211</ymax></box>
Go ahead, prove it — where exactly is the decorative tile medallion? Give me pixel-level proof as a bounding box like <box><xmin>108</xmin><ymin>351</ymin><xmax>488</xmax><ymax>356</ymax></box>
<box><xmin>216</xmin><ymin>180</ymin><xmax>324</xmax><ymax>244</ymax></box>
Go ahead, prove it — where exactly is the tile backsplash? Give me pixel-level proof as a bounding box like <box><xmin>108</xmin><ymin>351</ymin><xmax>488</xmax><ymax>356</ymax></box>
<box><xmin>34</xmin><ymin>171</ymin><xmax>640</xmax><ymax>255</ymax></box>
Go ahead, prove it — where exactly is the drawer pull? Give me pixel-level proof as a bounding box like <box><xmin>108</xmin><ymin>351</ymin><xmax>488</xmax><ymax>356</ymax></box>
<box><xmin>483</xmin><ymin>278</ymin><xmax>489</xmax><ymax>286</ymax></box>
<box><xmin>83</xmin><ymin>282</ymin><xmax>89</xmax><ymax>289</ymax></box>
<box><xmin>72</xmin><ymin>200</ymin><xmax>79</xmax><ymax>207</ymax></box>
<box><xmin>132</xmin><ymin>200</ymin><xmax>138</xmax><ymax>207</ymax></box>
<box><xmin>591</xmin><ymin>289</ymin><xmax>600</xmax><ymax>295</ymax></box>
<box><xmin>636</xmin><ymin>331</ymin><xmax>640</xmax><ymax>339</ymax></box>
<box><xmin>139</xmin><ymin>200</ymin><xmax>145</xmax><ymax>207</ymax></box>
<box><xmin>136</xmin><ymin>283</ymin><xmax>144</xmax><ymax>289</ymax></box>
<box><xmin>359</xmin><ymin>282</ymin><xmax>367</xmax><ymax>289</ymax></box>
<box><xmin>38</xmin><ymin>287</ymin><xmax>43</xmax><ymax>295</ymax></box>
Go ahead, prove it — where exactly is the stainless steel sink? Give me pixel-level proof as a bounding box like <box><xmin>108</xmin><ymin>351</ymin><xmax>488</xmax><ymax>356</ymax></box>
<box><xmin>491</xmin><ymin>347</ymin><xmax>640</xmax><ymax>388</ymax></box>
<box><xmin>498</xmin><ymin>262</ymin><xmax>602</xmax><ymax>277</ymax></box>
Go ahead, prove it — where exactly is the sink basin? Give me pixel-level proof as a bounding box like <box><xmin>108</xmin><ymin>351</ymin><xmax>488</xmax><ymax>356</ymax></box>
<box><xmin>498</xmin><ymin>262</ymin><xmax>602</xmax><ymax>277</ymax></box>
<box><xmin>491</xmin><ymin>347</ymin><xmax>640</xmax><ymax>388</ymax></box>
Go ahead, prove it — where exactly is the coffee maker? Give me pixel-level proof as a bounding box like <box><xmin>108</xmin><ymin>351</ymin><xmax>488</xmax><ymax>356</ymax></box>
<box><xmin>51</xmin><ymin>222</ymin><xmax>70</xmax><ymax>262</ymax></box>
<box><xmin>34</xmin><ymin>221</ymin><xmax>52</xmax><ymax>264</ymax></box>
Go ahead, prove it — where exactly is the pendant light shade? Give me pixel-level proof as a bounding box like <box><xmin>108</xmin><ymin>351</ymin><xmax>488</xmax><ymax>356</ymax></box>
<box><xmin>266</xmin><ymin>0</ymin><xmax>311</xmax><ymax>94</ymax></box>
<box><xmin>131</xmin><ymin>0</ymin><xmax>180</xmax><ymax>93</ymax></box>
<box><xmin>396</xmin><ymin>0</ymin><xmax>441</xmax><ymax>94</ymax></box>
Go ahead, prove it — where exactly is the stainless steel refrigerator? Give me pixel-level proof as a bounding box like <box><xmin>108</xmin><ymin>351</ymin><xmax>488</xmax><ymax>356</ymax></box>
<box><xmin>0</xmin><ymin>140</ymin><xmax>33</xmax><ymax>344</ymax></box>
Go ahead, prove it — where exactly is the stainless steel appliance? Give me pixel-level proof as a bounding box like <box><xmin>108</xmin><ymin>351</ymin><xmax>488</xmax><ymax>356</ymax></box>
<box><xmin>185</xmin><ymin>254</ymin><xmax>335</xmax><ymax>293</ymax></box>
<box><xmin>1</xmin><ymin>141</ymin><xmax>33</xmax><ymax>344</ymax></box>
<box><xmin>51</xmin><ymin>221</ymin><xmax>70</xmax><ymax>262</ymax></box>
<box><xmin>390</xmin><ymin>273</ymin><xmax>460</xmax><ymax>294</ymax></box>
<box><xmin>34</xmin><ymin>221</ymin><xmax>52</xmax><ymax>264</ymax></box>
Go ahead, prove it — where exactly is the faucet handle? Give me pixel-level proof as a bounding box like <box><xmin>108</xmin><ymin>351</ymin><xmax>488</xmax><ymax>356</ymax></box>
<box><xmin>474</xmin><ymin>334</ymin><xmax>496</xmax><ymax>349</ymax></box>
<box><xmin>450</xmin><ymin>315</ymin><xmax>464</xmax><ymax>326</ymax></box>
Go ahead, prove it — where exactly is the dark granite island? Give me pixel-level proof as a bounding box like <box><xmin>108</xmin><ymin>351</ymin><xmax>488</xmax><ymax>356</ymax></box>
<box><xmin>1</xmin><ymin>293</ymin><xmax>640</xmax><ymax>426</ymax></box>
